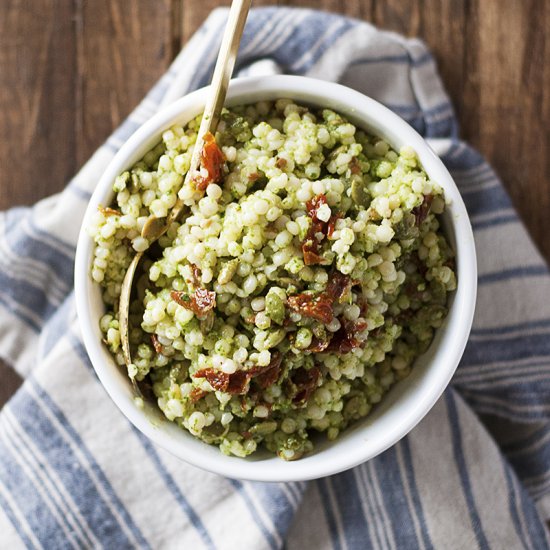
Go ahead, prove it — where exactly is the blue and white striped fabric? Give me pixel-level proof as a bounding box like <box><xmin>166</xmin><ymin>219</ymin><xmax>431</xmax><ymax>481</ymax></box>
<box><xmin>0</xmin><ymin>7</ymin><xmax>549</xmax><ymax>549</ymax></box>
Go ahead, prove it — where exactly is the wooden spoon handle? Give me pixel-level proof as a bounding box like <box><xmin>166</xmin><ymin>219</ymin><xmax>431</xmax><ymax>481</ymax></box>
<box><xmin>183</xmin><ymin>0</ymin><xmax>251</xmax><ymax>199</ymax></box>
<box><xmin>141</xmin><ymin>0</ymin><xmax>251</xmax><ymax>242</ymax></box>
<box><xmin>200</xmin><ymin>0</ymin><xmax>252</xmax><ymax>137</ymax></box>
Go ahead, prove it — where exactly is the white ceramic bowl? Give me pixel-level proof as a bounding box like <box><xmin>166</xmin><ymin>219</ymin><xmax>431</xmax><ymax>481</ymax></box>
<box><xmin>75</xmin><ymin>75</ymin><xmax>477</xmax><ymax>482</ymax></box>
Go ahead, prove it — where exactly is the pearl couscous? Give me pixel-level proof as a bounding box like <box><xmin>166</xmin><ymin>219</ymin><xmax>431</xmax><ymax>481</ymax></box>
<box><xmin>89</xmin><ymin>100</ymin><xmax>456</xmax><ymax>460</ymax></box>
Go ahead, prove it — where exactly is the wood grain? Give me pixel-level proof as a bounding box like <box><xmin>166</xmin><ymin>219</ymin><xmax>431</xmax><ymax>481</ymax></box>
<box><xmin>0</xmin><ymin>0</ymin><xmax>76</xmax><ymax>207</ymax></box>
<box><xmin>75</xmin><ymin>0</ymin><xmax>174</xmax><ymax>166</ymax></box>
<box><xmin>278</xmin><ymin>0</ymin><xmax>373</xmax><ymax>18</ymax></box>
<box><xmin>0</xmin><ymin>360</ymin><xmax>22</xmax><ymax>409</ymax></box>
<box><xmin>462</xmin><ymin>0</ymin><xmax>550</xmax><ymax>261</ymax></box>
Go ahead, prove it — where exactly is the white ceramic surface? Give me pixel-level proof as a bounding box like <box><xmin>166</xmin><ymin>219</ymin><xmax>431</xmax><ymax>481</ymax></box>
<box><xmin>75</xmin><ymin>75</ymin><xmax>477</xmax><ymax>482</ymax></box>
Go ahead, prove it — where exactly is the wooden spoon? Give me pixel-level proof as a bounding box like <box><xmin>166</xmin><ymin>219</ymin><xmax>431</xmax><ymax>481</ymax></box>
<box><xmin>119</xmin><ymin>0</ymin><xmax>252</xmax><ymax>379</ymax></box>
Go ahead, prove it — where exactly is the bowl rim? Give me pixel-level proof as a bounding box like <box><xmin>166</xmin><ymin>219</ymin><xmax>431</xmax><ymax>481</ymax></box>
<box><xmin>75</xmin><ymin>74</ymin><xmax>477</xmax><ymax>481</ymax></box>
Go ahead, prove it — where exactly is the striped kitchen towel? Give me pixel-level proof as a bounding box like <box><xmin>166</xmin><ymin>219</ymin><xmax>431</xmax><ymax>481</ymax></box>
<box><xmin>0</xmin><ymin>7</ymin><xmax>549</xmax><ymax>549</ymax></box>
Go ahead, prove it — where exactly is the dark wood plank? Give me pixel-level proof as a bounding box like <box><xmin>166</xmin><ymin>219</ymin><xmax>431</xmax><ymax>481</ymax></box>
<box><xmin>0</xmin><ymin>0</ymin><xmax>76</xmax><ymax>209</ymax></box>
<box><xmin>0</xmin><ymin>359</ymin><xmax>22</xmax><ymax>408</ymax></box>
<box><xmin>373</xmin><ymin>0</ymin><xmax>422</xmax><ymax>35</ymax></box>
<box><xmin>75</xmin><ymin>0</ymin><xmax>174</xmax><ymax>167</ymax></box>
<box><xmin>278</xmin><ymin>0</ymin><xmax>373</xmax><ymax>19</ymax></box>
<box><xmin>182</xmin><ymin>0</ymin><xmax>228</xmax><ymax>42</ymax></box>
<box><xmin>419</xmin><ymin>1</ymin><xmax>466</xmax><ymax>123</ymax></box>
<box><xmin>462</xmin><ymin>0</ymin><xmax>550</xmax><ymax>261</ymax></box>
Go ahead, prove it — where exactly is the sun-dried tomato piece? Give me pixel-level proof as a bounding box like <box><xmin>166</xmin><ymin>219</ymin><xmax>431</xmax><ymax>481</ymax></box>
<box><xmin>287</xmin><ymin>292</ymin><xmax>334</xmax><ymax>324</ymax></box>
<box><xmin>189</xmin><ymin>387</ymin><xmax>207</xmax><ymax>403</ymax></box>
<box><xmin>194</xmin><ymin>132</ymin><xmax>224</xmax><ymax>191</ymax></box>
<box><xmin>302</xmin><ymin>243</ymin><xmax>324</xmax><ymax>266</ymax></box>
<box><xmin>194</xmin><ymin>368</ymin><xmax>230</xmax><ymax>391</ymax></box>
<box><xmin>302</xmin><ymin>194</ymin><xmax>340</xmax><ymax>265</ymax></box>
<box><xmin>326</xmin><ymin>271</ymin><xmax>354</xmax><ymax>303</ymax></box>
<box><xmin>291</xmin><ymin>366</ymin><xmax>321</xmax><ymax>404</ymax></box>
<box><xmin>190</xmin><ymin>263</ymin><xmax>202</xmax><ymax>287</ymax></box>
<box><xmin>302</xmin><ymin>220</ymin><xmax>325</xmax><ymax>266</ymax></box>
<box><xmin>226</xmin><ymin>371</ymin><xmax>249</xmax><ymax>394</ymax></box>
<box><xmin>411</xmin><ymin>194</ymin><xmax>434</xmax><ymax>226</ymax></box>
<box><xmin>150</xmin><ymin>334</ymin><xmax>163</xmax><ymax>354</ymax></box>
<box><xmin>326</xmin><ymin>328</ymin><xmax>359</xmax><ymax>354</ymax></box>
<box><xmin>287</xmin><ymin>270</ymin><xmax>361</xmax><ymax>325</ymax></box>
<box><xmin>191</xmin><ymin>288</ymin><xmax>216</xmax><ymax>316</ymax></box>
<box><xmin>194</xmin><ymin>368</ymin><xmax>250</xmax><ymax>395</ymax></box>
<box><xmin>248</xmin><ymin>352</ymin><xmax>281</xmax><ymax>376</ymax></box>
<box><xmin>327</xmin><ymin>214</ymin><xmax>340</xmax><ymax>238</ymax></box>
<box><xmin>171</xmin><ymin>290</ymin><xmax>190</xmax><ymax>307</ymax></box>
<box><xmin>171</xmin><ymin>288</ymin><xmax>216</xmax><ymax>318</ymax></box>
<box><xmin>305</xmin><ymin>336</ymin><xmax>331</xmax><ymax>353</ymax></box>
<box><xmin>306</xmin><ymin>194</ymin><xmax>328</xmax><ymax>222</ymax></box>
<box><xmin>249</xmin><ymin>351</ymin><xmax>284</xmax><ymax>389</ymax></box>
<box><xmin>255</xmin><ymin>366</ymin><xmax>280</xmax><ymax>389</ymax></box>
<box><xmin>325</xmin><ymin>318</ymin><xmax>365</xmax><ymax>354</ymax></box>
<box><xmin>357</xmin><ymin>297</ymin><xmax>369</xmax><ymax>318</ymax></box>
<box><xmin>353</xmin><ymin>319</ymin><xmax>368</xmax><ymax>333</ymax></box>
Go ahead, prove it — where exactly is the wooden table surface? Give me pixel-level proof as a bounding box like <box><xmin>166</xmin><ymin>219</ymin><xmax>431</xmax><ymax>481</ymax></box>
<box><xmin>0</xmin><ymin>0</ymin><xmax>548</xmax><ymax>406</ymax></box>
